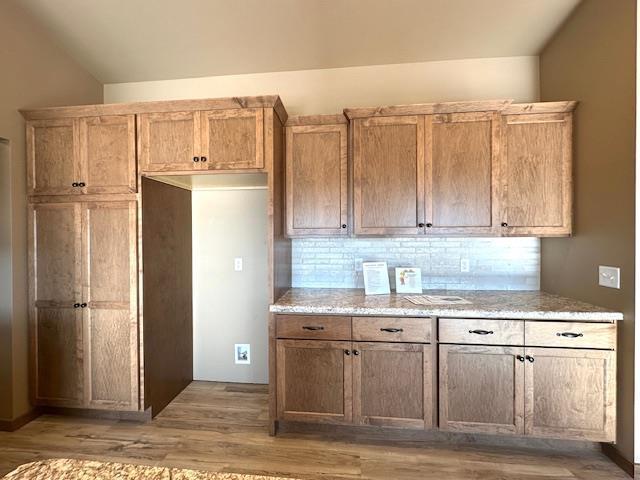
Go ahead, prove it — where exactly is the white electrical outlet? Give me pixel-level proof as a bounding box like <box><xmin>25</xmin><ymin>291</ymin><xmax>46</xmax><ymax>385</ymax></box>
<box><xmin>234</xmin><ymin>257</ymin><xmax>243</xmax><ymax>271</ymax></box>
<box><xmin>460</xmin><ymin>258</ymin><xmax>470</xmax><ymax>273</ymax></box>
<box><xmin>599</xmin><ymin>266</ymin><xmax>621</xmax><ymax>289</ymax></box>
<box><xmin>235</xmin><ymin>344</ymin><xmax>250</xmax><ymax>364</ymax></box>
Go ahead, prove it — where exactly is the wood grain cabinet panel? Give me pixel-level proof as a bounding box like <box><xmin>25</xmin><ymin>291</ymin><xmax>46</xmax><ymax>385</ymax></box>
<box><xmin>27</xmin><ymin>119</ymin><xmax>79</xmax><ymax>195</ymax></box>
<box><xmin>500</xmin><ymin>111</ymin><xmax>573</xmax><ymax>236</ymax></box>
<box><xmin>79</xmin><ymin>115</ymin><xmax>136</xmax><ymax>194</ymax></box>
<box><xmin>276</xmin><ymin>315</ymin><xmax>351</xmax><ymax>340</ymax></box>
<box><xmin>277</xmin><ymin>339</ymin><xmax>352</xmax><ymax>424</ymax></box>
<box><xmin>285</xmin><ymin>121</ymin><xmax>348</xmax><ymax>236</ymax></box>
<box><xmin>353</xmin><ymin>342</ymin><xmax>435</xmax><ymax>429</ymax></box>
<box><xmin>439</xmin><ymin>344</ymin><xmax>524</xmax><ymax>435</ymax></box>
<box><xmin>525</xmin><ymin>321</ymin><xmax>615</xmax><ymax>350</ymax></box>
<box><xmin>427</xmin><ymin>112</ymin><xmax>499</xmax><ymax>234</ymax></box>
<box><xmin>352</xmin><ymin>317</ymin><xmax>431</xmax><ymax>343</ymax></box>
<box><xmin>438</xmin><ymin>318</ymin><xmax>524</xmax><ymax>345</ymax></box>
<box><xmin>138</xmin><ymin>111</ymin><xmax>202</xmax><ymax>172</ymax></box>
<box><xmin>29</xmin><ymin>203</ymin><xmax>83</xmax><ymax>406</ymax></box>
<box><xmin>524</xmin><ymin>347</ymin><xmax>616</xmax><ymax>442</ymax></box>
<box><xmin>82</xmin><ymin>201</ymin><xmax>138</xmax><ymax>409</ymax></box>
<box><xmin>201</xmin><ymin>108</ymin><xmax>264</xmax><ymax>169</ymax></box>
<box><xmin>353</xmin><ymin>116</ymin><xmax>425</xmax><ymax>234</ymax></box>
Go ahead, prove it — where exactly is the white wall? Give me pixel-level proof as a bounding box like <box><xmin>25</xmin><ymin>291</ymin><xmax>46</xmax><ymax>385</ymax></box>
<box><xmin>0</xmin><ymin>139</ymin><xmax>12</xmax><ymax>416</ymax></box>
<box><xmin>104</xmin><ymin>56</ymin><xmax>539</xmax><ymax>113</ymax></box>
<box><xmin>192</xmin><ymin>188</ymin><xmax>269</xmax><ymax>384</ymax></box>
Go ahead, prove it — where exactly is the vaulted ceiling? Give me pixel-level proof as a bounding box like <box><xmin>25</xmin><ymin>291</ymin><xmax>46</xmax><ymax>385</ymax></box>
<box><xmin>17</xmin><ymin>0</ymin><xmax>581</xmax><ymax>84</ymax></box>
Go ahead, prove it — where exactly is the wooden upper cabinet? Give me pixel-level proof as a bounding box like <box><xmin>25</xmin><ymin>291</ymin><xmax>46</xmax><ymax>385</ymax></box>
<box><xmin>79</xmin><ymin>115</ymin><xmax>136</xmax><ymax>194</ymax></box>
<box><xmin>524</xmin><ymin>347</ymin><xmax>615</xmax><ymax>442</ymax></box>
<box><xmin>353</xmin><ymin>342</ymin><xmax>435</xmax><ymax>430</ymax></box>
<box><xmin>29</xmin><ymin>203</ymin><xmax>83</xmax><ymax>406</ymax></box>
<box><xmin>500</xmin><ymin>103</ymin><xmax>575</xmax><ymax>236</ymax></box>
<box><xmin>353</xmin><ymin>116</ymin><xmax>425</xmax><ymax>235</ymax></box>
<box><xmin>82</xmin><ymin>201</ymin><xmax>138</xmax><ymax>410</ymax></box>
<box><xmin>201</xmin><ymin>108</ymin><xmax>264</xmax><ymax>169</ymax></box>
<box><xmin>27</xmin><ymin>116</ymin><xmax>136</xmax><ymax>196</ymax></box>
<box><xmin>427</xmin><ymin>112</ymin><xmax>499</xmax><ymax>234</ymax></box>
<box><xmin>138</xmin><ymin>111</ymin><xmax>202</xmax><ymax>172</ymax></box>
<box><xmin>27</xmin><ymin>119</ymin><xmax>79</xmax><ymax>195</ymax></box>
<box><xmin>439</xmin><ymin>344</ymin><xmax>524</xmax><ymax>435</ymax></box>
<box><xmin>276</xmin><ymin>339</ymin><xmax>353</xmax><ymax>424</ymax></box>
<box><xmin>285</xmin><ymin>116</ymin><xmax>348</xmax><ymax>237</ymax></box>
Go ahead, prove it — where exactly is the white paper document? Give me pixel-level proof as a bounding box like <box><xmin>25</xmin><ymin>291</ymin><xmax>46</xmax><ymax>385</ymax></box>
<box><xmin>404</xmin><ymin>295</ymin><xmax>472</xmax><ymax>305</ymax></box>
<box><xmin>363</xmin><ymin>262</ymin><xmax>391</xmax><ymax>295</ymax></box>
<box><xmin>395</xmin><ymin>267</ymin><xmax>423</xmax><ymax>294</ymax></box>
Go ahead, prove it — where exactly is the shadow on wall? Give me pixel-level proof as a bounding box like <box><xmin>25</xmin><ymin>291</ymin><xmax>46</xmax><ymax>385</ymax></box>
<box><xmin>0</xmin><ymin>138</ymin><xmax>13</xmax><ymax>420</ymax></box>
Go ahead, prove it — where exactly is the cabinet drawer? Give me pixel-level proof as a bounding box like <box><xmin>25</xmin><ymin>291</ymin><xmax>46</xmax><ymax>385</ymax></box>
<box><xmin>525</xmin><ymin>321</ymin><xmax>616</xmax><ymax>350</ymax></box>
<box><xmin>439</xmin><ymin>318</ymin><xmax>524</xmax><ymax>345</ymax></box>
<box><xmin>276</xmin><ymin>315</ymin><xmax>351</xmax><ymax>340</ymax></box>
<box><xmin>352</xmin><ymin>317</ymin><xmax>432</xmax><ymax>343</ymax></box>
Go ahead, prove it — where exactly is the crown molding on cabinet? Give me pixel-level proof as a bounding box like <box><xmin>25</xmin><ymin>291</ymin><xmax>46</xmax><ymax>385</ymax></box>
<box><xmin>343</xmin><ymin>99</ymin><xmax>514</xmax><ymax>119</ymax></box>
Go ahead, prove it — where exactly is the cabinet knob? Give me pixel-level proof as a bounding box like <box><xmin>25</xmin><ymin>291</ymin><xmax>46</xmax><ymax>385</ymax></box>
<box><xmin>72</xmin><ymin>182</ymin><xmax>79</xmax><ymax>187</ymax></box>
<box><xmin>341</xmin><ymin>224</ymin><xmax>347</xmax><ymax>229</ymax></box>
<box><xmin>73</xmin><ymin>303</ymin><xmax>80</xmax><ymax>308</ymax></box>
<box><xmin>352</xmin><ymin>350</ymin><xmax>360</xmax><ymax>356</ymax></box>
<box><xmin>501</xmin><ymin>222</ymin><xmax>508</xmax><ymax>227</ymax></box>
<box><xmin>200</xmin><ymin>156</ymin><xmax>207</xmax><ymax>162</ymax></box>
<box><xmin>516</xmin><ymin>355</ymin><xmax>525</xmax><ymax>362</ymax></box>
<box><xmin>426</xmin><ymin>223</ymin><xmax>433</xmax><ymax>228</ymax></box>
<box><xmin>78</xmin><ymin>182</ymin><xmax>86</xmax><ymax>187</ymax></box>
<box><xmin>344</xmin><ymin>349</ymin><xmax>351</xmax><ymax>356</ymax></box>
<box><xmin>526</xmin><ymin>355</ymin><xmax>535</xmax><ymax>363</ymax></box>
<box><xmin>418</xmin><ymin>223</ymin><xmax>425</xmax><ymax>228</ymax></box>
<box><xmin>80</xmin><ymin>303</ymin><xmax>87</xmax><ymax>308</ymax></box>
<box><xmin>193</xmin><ymin>156</ymin><xmax>200</xmax><ymax>162</ymax></box>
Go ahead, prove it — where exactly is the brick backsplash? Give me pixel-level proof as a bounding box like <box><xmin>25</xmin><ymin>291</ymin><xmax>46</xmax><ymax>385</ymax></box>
<box><xmin>291</xmin><ymin>237</ymin><xmax>540</xmax><ymax>291</ymax></box>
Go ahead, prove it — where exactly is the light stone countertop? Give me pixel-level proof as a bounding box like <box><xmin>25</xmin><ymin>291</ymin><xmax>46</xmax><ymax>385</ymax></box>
<box><xmin>270</xmin><ymin>288</ymin><xmax>623</xmax><ymax>322</ymax></box>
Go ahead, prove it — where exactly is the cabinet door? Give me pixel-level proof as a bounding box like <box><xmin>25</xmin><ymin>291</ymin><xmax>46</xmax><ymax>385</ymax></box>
<box><xmin>353</xmin><ymin>116</ymin><xmax>425</xmax><ymax>235</ymax></box>
<box><xmin>82</xmin><ymin>201</ymin><xmax>139</xmax><ymax>410</ymax></box>
<box><xmin>79</xmin><ymin>115</ymin><xmax>136</xmax><ymax>194</ymax></box>
<box><xmin>353</xmin><ymin>342</ymin><xmax>435</xmax><ymax>429</ymax></box>
<box><xmin>285</xmin><ymin>124</ymin><xmax>348</xmax><ymax>236</ymax></box>
<box><xmin>439</xmin><ymin>344</ymin><xmax>524</xmax><ymax>435</ymax></box>
<box><xmin>201</xmin><ymin>108</ymin><xmax>264</xmax><ymax>169</ymax></box>
<box><xmin>276</xmin><ymin>339</ymin><xmax>352</xmax><ymax>424</ymax></box>
<box><xmin>427</xmin><ymin>112</ymin><xmax>499</xmax><ymax>234</ymax></box>
<box><xmin>501</xmin><ymin>112</ymin><xmax>572</xmax><ymax>235</ymax></box>
<box><xmin>138</xmin><ymin>111</ymin><xmax>202</xmax><ymax>172</ymax></box>
<box><xmin>29</xmin><ymin>203</ymin><xmax>83</xmax><ymax>406</ymax></box>
<box><xmin>524</xmin><ymin>347</ymin><xmax>615</xmax><ymax>442</ymax></box>
<box><xmin>27</xmin><ymin>119</ymin><xmax>80</xmax><ymax>195</ymax></box>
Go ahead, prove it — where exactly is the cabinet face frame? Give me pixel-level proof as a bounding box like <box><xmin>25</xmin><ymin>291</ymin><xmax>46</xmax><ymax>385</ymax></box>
<box><xmin>353</xmin><ymin>115</ymin><xmax>425</xmax><ymax>235</ymax></box>
<box><xmin>81</xmin><ymin>201</ymin><xmax>139</xmax><ymax>410</ymax></box>
<box><xmin>137</xmin><ymin>111</ymin><xmax>203</xmax><ymax>173</ymax></box>
<box><xmin>524</xmin><ymin>347</ymin><xmax>616</xmax><ymax>442</ymax></box>
<box><xmin>439</xmin><ymin>344</ymin><xmax>525</xmax><ymax>435</ymax></box>
<box><xmin>27</xmin><ymin>118</ymin><xmax>81</xmax><ymax>196</ymax></box>
<box><xmin>28</xmin><ymin>202</ymin><xmax>84</xmax><ymax>406</ymax></box>
<box><xmin>353</xmin><ymin>342</ymin><xmax>435</xmax><ymax>429</ymax></box>
<box><xmin>285</xmin><ymin>123</ymin><xmax>348</xmax><ymax>237</ymax></box>
<box><xmin>499</xmin><ymin>112</ymin><xmax>573</xmax><ymax>236</ymax></box>
<box><xmin>201</xmin><ymin>108</ymin><xmax>264</xmax><ymax>170</ymax></box>
<box><xmin>78</xmin><ymin>115</ymin><xmax>137</xmax><ymax>195</ymax></box>
<box><xmin>425</xmin><ymin>112</ymin><xmax>501</xmax><ymax>235</ymax></box>
<box><xmin>276</xmin><ymin>339</ymin><xmax>353</xmax><ymax>424</ymax></box>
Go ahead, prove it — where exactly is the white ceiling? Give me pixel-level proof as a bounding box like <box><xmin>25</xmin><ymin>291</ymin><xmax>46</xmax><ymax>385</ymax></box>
<box><xmin>17</xmin><ymin>0</ymin><xmax>581</xmax><ymax>84</ymax></box>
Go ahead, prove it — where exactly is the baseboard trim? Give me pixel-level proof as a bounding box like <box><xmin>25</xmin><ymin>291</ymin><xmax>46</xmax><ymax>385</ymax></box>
<box><xmin>41</xmin><ymin>406</ymin><xmax>152</xmax><ymax>422</ymax></box>
<box><xmin>601</xmin><ymin>444</ymin><xmax>634</xmax><ymax>477</ymax></box>
<box><xmin>0</xmin><ymin>408</ymin><xmax>42</xmax><ymax>432</ymax></box>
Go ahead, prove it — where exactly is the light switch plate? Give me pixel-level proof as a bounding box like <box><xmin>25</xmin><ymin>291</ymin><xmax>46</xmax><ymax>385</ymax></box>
<box><xmin>234</xmin><ymin>257</ymin><xmax>243</xmax><ymax>271</ymax></box>
<box><xmin>599</xmin><ymin>266</ymin><xmax>620</xmax><ymax>289</ymax></box>
<box><xmin>460</xmin><ymin>258</ymin><xmax>470</xmax><ymax>273</ymax></box>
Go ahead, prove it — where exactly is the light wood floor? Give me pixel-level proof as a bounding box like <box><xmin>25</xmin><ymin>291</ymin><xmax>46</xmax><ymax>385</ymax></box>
<box><xmin>0</xmin><ymin>382</ymin><xmax>630</xmax><ymax>479</ymax></box>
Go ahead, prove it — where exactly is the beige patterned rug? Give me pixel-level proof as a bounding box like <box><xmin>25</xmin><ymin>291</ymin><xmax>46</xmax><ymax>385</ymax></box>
<box><xmin>3</xmin><ymin>459</ymin><xmax>297</xmax><ymax>479</ymax></box>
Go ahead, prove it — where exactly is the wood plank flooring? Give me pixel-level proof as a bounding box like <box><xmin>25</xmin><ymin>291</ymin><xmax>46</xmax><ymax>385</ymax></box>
<box><xmin>0</xmin><ymin>382</ymin><xmax>630</xmax><ymax>479</ymax></box>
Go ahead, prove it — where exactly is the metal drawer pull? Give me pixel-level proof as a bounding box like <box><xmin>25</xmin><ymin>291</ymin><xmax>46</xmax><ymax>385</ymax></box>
<box><xmin>556</xmin><ymin>332</ymin><xmax>583</xmax><ymax>338</ymax></box>
<box><xmin>469</xmin><ymin>329</ymin><xmax>494</xmax><ymax>335</ymax></box>
<box><xmin>302</xmin><ymin>325</ymin><xmax>324</xmax><ymax>331</ymax></box>
<box><xmin>380</xmin><ymin>328</ymin><xmax>403</xmax><ymax>333</ymax></box>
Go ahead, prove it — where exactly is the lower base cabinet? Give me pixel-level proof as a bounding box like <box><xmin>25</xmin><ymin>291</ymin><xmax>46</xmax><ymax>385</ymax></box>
<box><xmin>439</xmin><ymin>344</ymin><xmax>616</xmax><ymax>442</ymax></box>
<box><xmin>276</xmin><ymin>339</ymin><xmax>435</xmax><ymax>429</ymax></box>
